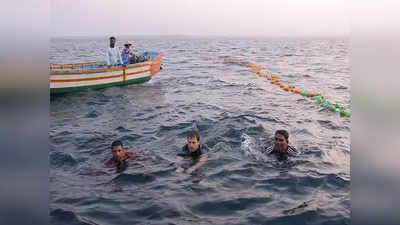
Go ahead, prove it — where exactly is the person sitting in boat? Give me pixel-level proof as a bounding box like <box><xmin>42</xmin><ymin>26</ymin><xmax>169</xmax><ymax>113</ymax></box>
<box><xmin>176</xmin><ymin>130</ymin><xmax>209</xmax><ymax>174</ymax></box>
<box><xmin>121</xmin><ymin>42</ymin><xmax>137</xmax><ymax>65</ymax></box>
<box><xmin>262</xmin><ymin>129</ymin><xmax>298</xmax><ymax>159</ymax></box>
<box><xmin>105</xmin><ymin>140</ymin><xmax>143</xmax><ymax>172</ymax></box>
<box><xmin>135</xmin><ymin>54</ymin><xmax>151</xmax><ymax>63</ymax></box>
<box><xmin>106</xmin><ymin>36</ymin><xmax>123</xmax><ymax>68</ymax></box>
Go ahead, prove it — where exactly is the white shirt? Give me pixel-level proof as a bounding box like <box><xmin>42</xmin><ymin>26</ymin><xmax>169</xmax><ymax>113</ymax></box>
<box><xmin>106</xmin><ymin>46</ymin><xmax>123</xmax><ymax>66</ymax></box>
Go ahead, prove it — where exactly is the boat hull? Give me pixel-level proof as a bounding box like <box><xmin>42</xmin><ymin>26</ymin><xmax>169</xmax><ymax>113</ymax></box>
<box><xmin>49</xmin><ymin>53</ymin><xmax>162</xmax><ymax>95</ymax></box>
<box><xmin>50</xmin><ymin>75</ymin><xmax>152</xmax><ymax>94</ymax></box>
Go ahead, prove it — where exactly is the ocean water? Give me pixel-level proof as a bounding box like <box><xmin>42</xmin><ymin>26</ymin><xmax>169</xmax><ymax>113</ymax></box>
<box><xmin>49</xmin><ymin>36</ymin><xmax>350</xmax><ymax>225</ymax></box>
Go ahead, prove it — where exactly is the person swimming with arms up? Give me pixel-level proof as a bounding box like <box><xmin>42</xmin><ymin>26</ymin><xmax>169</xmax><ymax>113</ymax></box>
<box><xmin>176</xmin><ymin>130</ymin><xmax>208</xmax><ymax>174</ymax></box>
<box><xmin>105</xmin><ymin>140</ymin><xmax>143</xmax><ymax>172</ymax></box>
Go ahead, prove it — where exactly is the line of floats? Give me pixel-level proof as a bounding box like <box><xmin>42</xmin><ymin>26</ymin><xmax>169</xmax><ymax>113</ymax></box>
<box><xmin>204</xmin><ymin>56</ymin><xmax>351</xmax><ymax>118</ymax></box>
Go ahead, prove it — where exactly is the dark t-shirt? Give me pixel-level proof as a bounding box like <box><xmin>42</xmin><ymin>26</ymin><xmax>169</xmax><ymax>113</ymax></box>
<box><xmin>178</xmin><ymin>144</ymin><xmax>209</xmax><ymax>161</ymax></box>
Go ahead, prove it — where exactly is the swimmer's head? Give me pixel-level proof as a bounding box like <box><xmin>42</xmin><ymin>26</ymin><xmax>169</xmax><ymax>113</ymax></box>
<box><xmin>187</xmin><ymin>130</ymin><xmax>200</xmax><ymax>152</ymax></box>
<box><xmin>111</xmin><ymin>140</ymin><xmax>126</xmax><ymax>159</ymax></box>
<box><xmin>274</xmin><ymin>130</ymin><xmax>289</xmax><ymax>153</ymax></box>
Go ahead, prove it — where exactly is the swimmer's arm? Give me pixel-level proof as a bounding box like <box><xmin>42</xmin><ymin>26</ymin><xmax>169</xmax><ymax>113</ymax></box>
<box><xmin>264</xmin><ymin>145</ymin><xmax>275</xmax><ymax>154</ymax></box>
<box><xmin>187</xmin><ymin>153</ymin><xmax>208</xmax><ymax>174</ymax></box>
<box><xmin>104</xmin><ymin>157</ymin><xmax>116</xmax><ymax>166</ymax></box>
<box><xmin>176</xmin><ymin>156</ymin><xmax>185</xmax><ymax>172</ymax></box>
<box><xmin>126</xmin><ymin>152</ymin><xmax>147</xmax><ymax>160</ymax></box>
<box><xmin>131</xmin><ymin>152</ymin><xmax>144</xmax><ymax>158</ymax></box>
<box><xmin>287</xmin><ymin>146</ymin><xmax>299</xmax><ymax>156</ymax></box>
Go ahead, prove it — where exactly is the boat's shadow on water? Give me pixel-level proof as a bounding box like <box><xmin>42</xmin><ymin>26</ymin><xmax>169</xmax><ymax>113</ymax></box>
<box><xmin>50</xmin><ymin>81</ymin><xmax>167</xmax><ymax>100</ymax></box>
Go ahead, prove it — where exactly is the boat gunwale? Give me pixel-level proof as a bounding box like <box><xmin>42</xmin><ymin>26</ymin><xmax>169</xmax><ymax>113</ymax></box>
<box><xmin>50</xmin><ymin>69</ymin><xmax>151</xmax><ymax>83</ymax></box>
<box><xmin>49</xmin><ymin>61</ymin><xmax>152</xmax><ymax>75</ymax></box>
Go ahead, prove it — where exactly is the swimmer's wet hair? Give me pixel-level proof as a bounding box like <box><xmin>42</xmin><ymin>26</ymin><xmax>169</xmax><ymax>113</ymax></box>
<box><xmin>111</xmin><ymin>140</ymin><xmax>123</xmax><ymax>149</ymax></box>
<box><xmin>109</xmin><ymin>36</ymin><xmax>116</xmax><ymax>40</ymax></box>
<box><xmin>187</xmin><ymin>130</ymin><xmax>200</xmax><ymax>141</ymax></box>
<box><xmin>275</xmin><ymin>130</ymin><xmax>289</xmax><ymax>141</ymax></box>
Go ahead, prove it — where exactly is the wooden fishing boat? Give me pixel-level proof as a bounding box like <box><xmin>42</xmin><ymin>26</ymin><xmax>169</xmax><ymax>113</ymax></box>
<box><xmin>49</xmin><ymin>52</ymin><xmax>162</xmax><ymax>94</ymax></box>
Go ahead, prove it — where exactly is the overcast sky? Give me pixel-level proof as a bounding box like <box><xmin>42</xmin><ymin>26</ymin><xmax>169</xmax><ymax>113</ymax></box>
<box><xmin>51</xmin><ymin>0</ymin><xmax>349</xmax><ymax>37</ymax></box>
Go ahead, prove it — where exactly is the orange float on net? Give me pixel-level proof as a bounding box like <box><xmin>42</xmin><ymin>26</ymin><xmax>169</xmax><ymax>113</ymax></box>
<box><xmin>284</xmin><ymin>87</ymin><xmax>289</xmax><ymax>91</ymax></box>
<box><xmin>295</xmin><ymin>89</ymin><xmax>302</xmax><ymax>94</ymax></box>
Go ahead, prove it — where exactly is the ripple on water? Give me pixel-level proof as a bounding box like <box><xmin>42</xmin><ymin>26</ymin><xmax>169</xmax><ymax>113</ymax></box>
<box><xmin>111</xmin><ymin>173</ymin><xmax>157</xmax><ymax>185</ymax></box>
<box><xmin>190</xmin><ymin>196</ymin><xmax>273</xmax><ymax>216</ymax></box>
<box><xmin>50</xmin><ymin>151</ymin><xmax>78</xmax><ymax>168</ymax></box>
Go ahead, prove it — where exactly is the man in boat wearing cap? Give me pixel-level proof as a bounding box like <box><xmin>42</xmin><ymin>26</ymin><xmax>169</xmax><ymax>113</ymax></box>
<box><xmin>176</xmin><ymin>130</ymin><xmax>209</xmax><ymax>174</ymax></box>
<box><xmin>121</xmin><ymin>42</ymin><xmax>137</xmax><ymax>65</ymax></box>
<box><xmin>106</xmin><ymin>36</ymin><xmax>123</xmax><ymax>68</ymax></box>
<box><xmin>262</xmin><ymin>129</ymin><xmax>298</xmax><ymax>159</ymax></box>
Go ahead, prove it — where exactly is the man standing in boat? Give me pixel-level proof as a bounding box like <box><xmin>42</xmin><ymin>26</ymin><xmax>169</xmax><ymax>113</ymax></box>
<box><xmin>106</xmin><ymin>36</ymin><xmax>123</xmax><ymax>68</ymax></box>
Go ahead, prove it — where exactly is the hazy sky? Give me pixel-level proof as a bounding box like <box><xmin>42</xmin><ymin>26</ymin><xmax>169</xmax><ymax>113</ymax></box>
<box><xmin>51</xmin><ymin>0</ymin><xmax>349</xmax><ymax>37</ymax></box>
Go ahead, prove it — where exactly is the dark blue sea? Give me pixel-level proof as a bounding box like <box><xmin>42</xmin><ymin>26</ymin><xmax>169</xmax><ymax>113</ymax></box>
<box><xmin>49</xmin><ymin>36</ymin><xmax>350</xmax><ymax>225</ymax></box>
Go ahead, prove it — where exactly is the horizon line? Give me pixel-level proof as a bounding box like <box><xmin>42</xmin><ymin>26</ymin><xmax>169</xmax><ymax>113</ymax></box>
<box><xmin>51</xmin><ymin>34</ymin><xmax>349</xmax><ymax>39</ymax></box>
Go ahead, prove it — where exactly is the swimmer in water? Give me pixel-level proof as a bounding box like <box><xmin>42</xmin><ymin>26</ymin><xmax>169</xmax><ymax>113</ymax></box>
<box><xmin>262</xmin><ymin>130</ymin><xmax>298</xmax><ymax>158</ymax></box>
<box><xmin>104</xmin><ymin>140</ymin><xmax>143</xmax><ymax>172</ymax></box>
<box><xmin>176</xmin><ymin>130</ymin><xmax>208</xmax><ymax>174</ymax></box>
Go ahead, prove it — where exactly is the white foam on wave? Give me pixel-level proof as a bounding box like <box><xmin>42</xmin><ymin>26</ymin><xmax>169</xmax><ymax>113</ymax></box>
<box><xmin>241</xmin><ymin>133</ymin><xmax>267</xmax><ymax>161</ymax></box>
